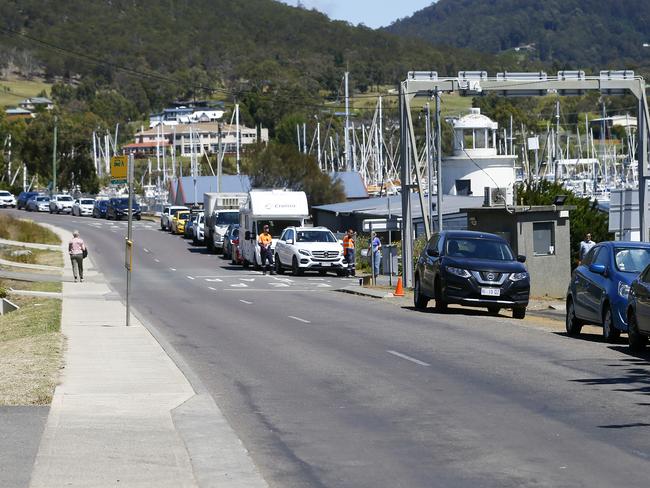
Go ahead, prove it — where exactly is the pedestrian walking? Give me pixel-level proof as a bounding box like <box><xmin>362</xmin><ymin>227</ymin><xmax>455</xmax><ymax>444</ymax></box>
<box><xmin>370</xmin><ymin>232</ymin><xmax>382</xmax><ymax>278</ymax></box>
<box><xmin>258</xmin><ymin>224</ymin><xmax>275</xmax><ymax>275</ymax></box>
<box><xmin>68</xmin><ymin>230</ymin><xmax>87</xmax><ymax>282</ymax></box>
<box><xmin>343</xmin><ymin>229</ymin><xmax>356</xmax><ymax>277</ymax></box>
<box><xmin>579</xmin><ymin>232</ymin><xmax>596</xmax><ymax>263</ymax></box>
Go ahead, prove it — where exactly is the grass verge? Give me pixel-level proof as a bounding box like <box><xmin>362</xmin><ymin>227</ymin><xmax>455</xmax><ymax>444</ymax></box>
<box><xmin>0</xmin><ymin>214</ymin><xmax>61</xmax><ymax>245</ymax></box>
<box><xmin>0</xmin><ymin>295</ymin><xmax>62</xmax><ymax>405</ymax></box>
<box><xmin>1</xmin><ymin>245</ymin><xmax>63</xmax><ymax>267</ymax></box>
<box><xmin>2</xmin><ymin>279</ymin><xmax>62</xmax><ymax>293</ymax></box>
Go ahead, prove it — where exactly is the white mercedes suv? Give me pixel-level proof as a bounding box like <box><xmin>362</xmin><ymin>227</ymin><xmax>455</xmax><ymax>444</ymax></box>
<box><xmin>49</xmin><ymin>194</ymin><xmax>74</xmax><ymax>214</ymax></box>
<box><xmin>0</xmin><ymin>190</ymin><xmax>16</xmax><ymax>208</ymax></box>
<box><xmin>274</xmin><ymin>226</ymin><xmax>346</xmax><ymax>276</ymax></box>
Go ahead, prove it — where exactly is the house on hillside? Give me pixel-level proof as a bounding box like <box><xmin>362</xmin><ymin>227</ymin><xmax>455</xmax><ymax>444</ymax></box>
<box><xmin>5</xmin><ymin>107</ymin><xmax>34</xmax><ymax>121</ymax></box>
<box><xmin>18</xmin><ymin>97</ymin><xmax>54</xmax><ymax>111</ymax></box>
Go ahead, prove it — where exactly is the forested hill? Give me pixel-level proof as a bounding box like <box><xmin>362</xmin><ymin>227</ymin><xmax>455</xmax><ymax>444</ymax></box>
<box><xmin>386</xmin><ymin>0</ymin><xmax>650</xmax><ymax>69</ymax></box>
<box><xmin>0</xmin><ymin>0</ymin><xmax>505</xmax><ymax>112</ymax></box>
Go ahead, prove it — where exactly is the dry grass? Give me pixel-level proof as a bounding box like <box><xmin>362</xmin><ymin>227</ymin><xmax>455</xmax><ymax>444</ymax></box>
<box><xmin>2</xmin><ymin>279</ymin><xmax>62</xmax><ymax>293</ymax></box>
<box><xmin>0</xmin><ymin>295</ymin><xmax>62</xmax><ymax>405</ymax></box>
<box><xmin>0</xmin><ymin>245</ymin><xmax>63</xmax><ymax>267</ymax></box>
<box><xmin>0</xmin><ymin>79</ymin><xmax>51</xmax><ymax>107</ymax></box>
<box><xmin>0</xmin><ymin>214</ymin><xmax>61</xmax><ymax>245</ymax></box>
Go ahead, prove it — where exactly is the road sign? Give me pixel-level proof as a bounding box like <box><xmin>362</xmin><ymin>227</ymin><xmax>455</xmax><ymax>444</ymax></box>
<box><xmin>362</xmin><ymin>218</ymin><xmax>402</xmax><ymax>232</ymax></box>
<box><xmin>111</xmin><ymin>155</ymin><xmax>128</xmax><ymax>184</ymax></box>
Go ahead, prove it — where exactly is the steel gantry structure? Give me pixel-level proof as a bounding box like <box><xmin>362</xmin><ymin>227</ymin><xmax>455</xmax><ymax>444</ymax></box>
<box><xmin>399</xmin><ymin>70</ymin><xmax>650</xmax><ymax>288</ymax></box>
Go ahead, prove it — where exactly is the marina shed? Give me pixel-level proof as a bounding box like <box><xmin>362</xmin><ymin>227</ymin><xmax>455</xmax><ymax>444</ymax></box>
<box><xmin>172</xmin><ymin>175</ymin><xmax>252</xmax><ymax>206</ymax></box>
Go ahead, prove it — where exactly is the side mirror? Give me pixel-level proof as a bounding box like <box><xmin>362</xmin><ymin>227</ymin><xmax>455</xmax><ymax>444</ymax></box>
<box><xmin>517</xmin><ymin>255</ymin><xmax>526</xmax><ymax>263</ymax></box>
<box><xmin>426</xmin><ymin>248</ymin><xmax>439</xmax><ymax>257</ymax></box>
<box><xmin>245</xmin><ymin>231</ymin><xmax>251</xmax><ymax>241</ymax></box>
<box><xmin>589</xmin><ymin>263</ymin><xmax>606</xmax><ymax>275</ymax></box>
<box><xmin>286</xmin><ymin>239</ymin><xmax>294</xmax><ymax>245</ymax></box>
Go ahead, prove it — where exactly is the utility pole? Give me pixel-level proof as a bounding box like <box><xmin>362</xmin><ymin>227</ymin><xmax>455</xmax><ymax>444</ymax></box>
<box><xmin>52</xmin><ymin>116</ymin><xmax>58</xmax><ymax>195</ymax></box>
<box><xmin>601</xmin><ymin>101</ymin><xmax>607</xmax><ymax>186</ymax></box>
<box><xmin>344</xmin><ymin>71</ymin><xmax>350</xmax><ymax>171</ymax></box>
<box><xmin>425</xmin><ymin>103</ymin><xmax>433</xmax><ymax>233</ymax></box>
<box><xmin>435</xmin><ymin>91</ymin><xmax>443</xmax><ymax>233</ymax></box>
<box><xmin>235</xmin><ymin>103</ymin><xmax>241</xmax><ymax>174</ymax></box>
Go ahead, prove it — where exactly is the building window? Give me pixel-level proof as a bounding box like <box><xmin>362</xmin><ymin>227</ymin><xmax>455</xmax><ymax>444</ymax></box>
<box><xmin>533</xmin><ymin>222</ymin><xmax>555</xmax><ymax>255</ymax></box>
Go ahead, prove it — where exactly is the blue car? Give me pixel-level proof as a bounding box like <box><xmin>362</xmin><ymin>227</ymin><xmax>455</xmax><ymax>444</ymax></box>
<box><xmin>565</xmin><ymin>241</ymin><xmax>650</xmax><ymax>341</ymax></box>
<box><xmin>93</xmin><ymin>199</ymin><xmax>109</xmax><ymax>218</ymax></box>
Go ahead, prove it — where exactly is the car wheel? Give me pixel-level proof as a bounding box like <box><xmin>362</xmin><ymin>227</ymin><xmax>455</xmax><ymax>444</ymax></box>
<box><xmin>318</xmin><ymin>270</ymin><xmax>327</xmax><ymax>276</ymax></box>
<box><xmin>414</xmin><ymin>277</ymin><xmax>429</xmax><ymax>310</ymax></box>
<box><xmin>487</xmin><ymin>306</ymin><xmax>501</xmax><ymax>316</ymax></box>
<box><xmin>565</xmin><ymin>299</ymin><xmax>583</xmax><ymax>336</ymax></box>
<box><xmin>292</xmin><ymin>256</ymin><xmax>303</xmax><ymax>276</ymax></box>
<box><xmin>602</xmin><ymin>306</ymin><xmax>620</xmax><ymax>342</ymax></box>
<box><xmin>433</xmin><ymin>278</ymin><xmax>447</xmax><ymax>312</ymax></box>
<box><xmin>49</xmin><ymin>208</ymin><xmax>53</xmax><ymax>214</ymax></box>
<box><xmin>274</xmin><ymin>256</ymin><xmax>284</xmax><ymax>275</ymax></box>
<box><xmin>628</xmin><ymin>310</ymin><xmax>648</xmax><ymax>352</ymax></box>
<box><xmin>513</xmin><ymin>307</ymin><xmax>526</xmax><ymax>319</ymax></box>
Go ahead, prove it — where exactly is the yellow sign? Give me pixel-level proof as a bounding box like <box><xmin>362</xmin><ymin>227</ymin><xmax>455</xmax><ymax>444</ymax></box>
<box><xmin>111</xmin><ymin>155</ymin><xmax>128</xmax><ymax>184</ymax></box>
<box><xmin>125</xmin><ymin>238</ymin><xmax>133</xmax><ymax>271</ymax></box>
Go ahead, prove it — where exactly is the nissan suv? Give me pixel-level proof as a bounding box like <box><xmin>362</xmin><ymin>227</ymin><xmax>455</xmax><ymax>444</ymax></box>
<box><xmin>106</xmin><ymin>197</ymin><xmax>141</xmax><ymax>221</ymax></box>
<box><xmin>274</xmin><ymin>226</ymin><xmax>346</xmax><ymax>276</ymax></box>
<box><xmin>414</xmin><ymin>230</ymin><xmax>529</xmax><ymax>319</ymax></box>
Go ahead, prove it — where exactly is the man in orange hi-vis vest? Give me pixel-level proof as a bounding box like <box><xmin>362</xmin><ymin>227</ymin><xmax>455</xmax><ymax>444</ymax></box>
<box><xmin>258</xmin><ymin>224</ymin><xmax>275</xmax><ymax>275</ymax></box>
<box><xmin>342</xmin><ymin>228</ymin><xmax>356</xmax><ymax>277</ymax></box>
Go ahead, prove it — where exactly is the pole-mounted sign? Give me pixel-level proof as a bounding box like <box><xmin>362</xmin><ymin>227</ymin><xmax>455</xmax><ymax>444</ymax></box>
<box><xmin>111</xmin><ymin>155</ymin><xmax>128</xmax><ymax>185</ymax></box>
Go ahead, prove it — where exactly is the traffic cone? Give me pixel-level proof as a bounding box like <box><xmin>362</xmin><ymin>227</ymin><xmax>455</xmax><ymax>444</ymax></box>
<box><xmin>393</xmin><ymin>277</ymin><xmax>404</xmax><ymax>297</ymax></box>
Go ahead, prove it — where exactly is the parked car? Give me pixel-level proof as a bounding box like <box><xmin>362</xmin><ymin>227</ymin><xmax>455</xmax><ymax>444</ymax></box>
<box><xmin>184</xmin><ymin>211</ymin><xmax>201</xmax><ymax>239</ymax></box>
<box><xmin>27</xmin><ymin>195</ymin><xmax>51</xmax><ymax>212</ymax></box>
<box><xmin>171</xmin><ymin>210</ymin><xmax>190</xmax><ymax>234</ymax></box>
<box><xmin>72</xmin><ymin>198</ymin><xmax>96</xmax><ymax>216</ymax></box>
<box><xmin>16</xmin><ymin>191</ymin><xmax>39</xmax><ymax>209</ymax></box>
<box><xmin>274</xmin><ymin>226</ymin><xmax>347</xmax><ymax>276</ymax></box>
<box><xmin>106</xmin><ymin>197</ymin><xmax>141</xmax><ymax>221</ymax></box>
<box><xmin>566</xmin><ymin>241</ymin><xmax>650</xmax><ymax>341</ymax></box>
<box><xmin>93</xmin><ymin>199</ymin><xmax>109</xmax><ymax>218</ymax></box>
<box><xmin>192</xmin><ymin>211</ymin><xmax>205</xmax><ymax>246</ymax></box>
<box><xmin>49</xmin><ymin>194</ymin><xmax>74</xmax><ymax>214</ymax></box>
<box><xmin>625</xmin><ymin>263</ymin><xmax>650</xmax><ymax>351</ymax></box>
<box><xmin>414</xmin><ymin>230</ymin><xmax>530</xmax><ymax>319</ymax></box>
<box><xmin>223</xmin><ymin>224</ymin><xmax>240</xmax><ymax>261</ymax></box>
<box><xmin>0</xmin><ymin>190</ymin><xmax>16</xmax><ymax>208</ymax></box>
<box><xmin>160</xmin><ymin>205</ymin><xmax>188</xmax><ymax>231</ymax></box>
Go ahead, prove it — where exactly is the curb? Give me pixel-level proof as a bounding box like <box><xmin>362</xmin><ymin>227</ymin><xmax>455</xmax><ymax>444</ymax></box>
<box><xmin>335</xmin><ymin>286</ymin><xmax>396</xmax><ymax>299</ymax></box>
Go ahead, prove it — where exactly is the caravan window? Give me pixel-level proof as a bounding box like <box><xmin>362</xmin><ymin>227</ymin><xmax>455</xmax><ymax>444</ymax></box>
<box><xmin>215</xmin><ymin>212</ymin><xmax>239</xmax><ymax>225</ymax></box>
<box><xmin>256</xmin><ymin>220</ymin><xmax>302</xmax><ymax>238</ymax></box>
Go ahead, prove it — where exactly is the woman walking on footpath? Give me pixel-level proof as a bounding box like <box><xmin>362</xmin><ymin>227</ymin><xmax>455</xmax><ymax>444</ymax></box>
<box><xmin>68</xmin><ymin>230</ymin><xmax>86</xmax><ymax>282</ymax></box>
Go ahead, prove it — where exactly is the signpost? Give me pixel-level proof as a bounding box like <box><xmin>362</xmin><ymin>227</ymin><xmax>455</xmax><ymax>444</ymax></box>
<box><xmin>124</xmin><ymin>154</ymin><xmax>134</xmax><ymax>326</ymax></box>
<box><xmin>111</xmin><ymin>155</ymin><xmax>128</xmax><ymax>185</ymax></box>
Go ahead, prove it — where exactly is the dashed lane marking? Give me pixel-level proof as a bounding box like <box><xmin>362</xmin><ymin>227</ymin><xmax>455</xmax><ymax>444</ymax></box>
<box><xmin>240</xmin><ymin>278</ymin><xmax>255</xmax><ymax>282</ymax></box>
<box><xmin>169</xmin><ymin>267</ymin><xmax>177</xmax><ymax>271</ymax></box>
<box><xmin>186</xmin><ymin>276</ymin><xmax>195</xmax><ymax>280</ymax></box>
<box><xmin>208</xmin><ymin>287</ymin><xmax>217</xmax><ymax>291</ymax></box>
<box><xmin>269</xmin><ymin>283</ymin><xmax>290</xmax><ymax>288</ymax></box>
<box><xmin>288</xmin><ymin>315</ymin><xmax>311</xmax><ymax>324</ymax></box>
<box><xmin>387</xmin><ymin>350</ymin><xmax>430</xmax><ymax>367</ymax></box>
<box><xmin>205</xmin><ymin>278</ymin><xmax>223</xmax><ymax>282</ymax></box>
<box><xmin>230</xmin><ymin>283</ymin><xmax>248</xmax><ymax>288</ymax></box>
<box><xmin>154</xmin><ymin>258</ymin><xmax>160</xmax><ymax>263</ymax></box>
<box><xmin>239</xmin><ymin>299</ymin><xmax>253</xmax><ymax>305</ymax></box>
<box><xmin>143</xmin><ymin>248</ymin><xmax>150</xmax><ymax>253</ymax></box>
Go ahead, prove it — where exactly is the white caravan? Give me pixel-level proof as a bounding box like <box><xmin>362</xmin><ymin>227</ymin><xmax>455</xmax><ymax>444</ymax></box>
<box><xmin>239</xmin><ymin>189</ymin><xmax>309</xmax><ymax>268</ymax></box>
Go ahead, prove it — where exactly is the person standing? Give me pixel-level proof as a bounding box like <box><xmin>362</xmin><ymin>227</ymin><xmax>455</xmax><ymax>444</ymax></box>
<box><xmin>370</xmin><ymin>232</ymin><xmax>382</xmax><ymax>278</ymax></box>
<box><xmin>257</xmin><ymin>224</ymin><xmax>275</xmax><ymax>275</ymax></box>
<box><xmin>68</xmin><ymin>230</ymin><xmax>86</xmax><ymax>282</ymax></box>
<box><xmin>579</xmin><ymin>232</ymin><xmax>596</xmax><ymax>263</ymax></box>
<box><xmin>343</xmin><ymin>229</ymin><xmax>356</xmax><ymax>277</ymax></box>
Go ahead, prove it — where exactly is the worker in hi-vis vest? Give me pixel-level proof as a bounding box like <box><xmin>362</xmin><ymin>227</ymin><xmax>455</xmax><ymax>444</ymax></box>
<box><xmin>258</xmin><ymin>224</ymin><xmax>275</xmax><ymax>275</ymax></box>
<box><xmin>342</xmin><ymin>228</ymin><xmax>356</xmax><ymax>277</ymax></box>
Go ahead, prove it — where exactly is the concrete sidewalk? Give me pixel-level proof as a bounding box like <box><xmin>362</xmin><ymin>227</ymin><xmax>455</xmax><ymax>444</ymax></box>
<box><xmin>29</xmin><ymin>227</ymin><xmax>268</xmax><ymax>487</ymax></box>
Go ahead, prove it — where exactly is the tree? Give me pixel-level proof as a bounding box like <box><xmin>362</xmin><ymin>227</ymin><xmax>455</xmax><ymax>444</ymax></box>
<box><xmin>244</xmin><ymin>142</ymin><xmax>345</xmax><ymax>207</ymax></box>
<box><xmin>516</xmin><ymin>180</ymin><xmax>612</xmax><ymax>267</ymax></box>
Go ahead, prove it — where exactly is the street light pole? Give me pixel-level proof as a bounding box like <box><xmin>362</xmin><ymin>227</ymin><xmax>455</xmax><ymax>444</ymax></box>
<box><xmin>52</xmin><ymin>116</ymin><xmax>58</xmax><ymax>195</ymax></box>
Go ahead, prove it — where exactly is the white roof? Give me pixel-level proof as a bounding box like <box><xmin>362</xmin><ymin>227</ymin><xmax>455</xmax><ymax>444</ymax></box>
<box><xmin>247</xmin><ymin>190</ymin><xmax>309</xmax><ymax>217</ymax></box>
<box><xmin>452</xmin><ymin>108</ymin><xmax>498</xmax><ymax>130</ymax></box>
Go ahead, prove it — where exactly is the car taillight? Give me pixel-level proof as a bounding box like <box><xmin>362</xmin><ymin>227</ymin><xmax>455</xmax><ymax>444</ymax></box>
<box><xmin>233</xmin><ymin>239</ymin><xmax>239</xmax><ymax>245</ymax></box>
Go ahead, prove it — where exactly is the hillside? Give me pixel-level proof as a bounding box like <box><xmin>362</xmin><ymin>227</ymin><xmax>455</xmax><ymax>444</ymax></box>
<box><xmin>387</xmin><ymin>0</ymin><xmax>650</xmax><ymax>69</ymax></box>
<box><xmin>0</xmin><ymin>0</ymin><xmax>506</xmax><ymax>115</ymax></box>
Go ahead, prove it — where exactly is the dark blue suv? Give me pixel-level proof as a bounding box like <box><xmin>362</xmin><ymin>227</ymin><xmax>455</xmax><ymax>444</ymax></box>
<box><xmin>106</xmin><ymin>197</ymin><xmax>141</xmax><ymax>221</ymax></box>
<box><xmin>17</xmin><ymin>191</ymin><xmax>39</xmax><ymax>210</ymax></box>
<box><xmin>414</xmin><ymin>230</ymin><xmax>530</xmax><ymax>319</ymax></box>
<box><xmin>565</xmin><ymin>241</ymin><xmax>650</xmax><ymax>341</ymax></box>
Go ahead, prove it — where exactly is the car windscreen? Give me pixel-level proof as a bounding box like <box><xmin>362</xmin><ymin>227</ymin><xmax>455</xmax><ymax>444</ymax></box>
<box><xmin>445</xmin><ymin>238</ymin><xmax>514</xmax><ymax>261</ymax></box>
<box><xmin>614</xmin><ymin>248</ymin><xmax>650</xmax><ymax>273</ymax></box>
<box><xmin>257</xmin><ymin>220</ymin><xmax>302</xmax><ymax>238</ymax></box>
<box><xmin>0</xmin><ymin>191</ymin><xmax>10</xmax><ymax>196</ymax></box>
<box><xmin>36</xmin><ymin>197</ymin><xmax>49</xmax><ymax>202</ymax></box>
<box><xmin>58</xmin><ymin>196</ymin><xmax>73</xmax><ymax>201</ymax></box>
<box><xmin>215</xmin><ymin>212</ymin><xmax>239</xmax><ymax>225</ymax></box>
<box><xmin>170</xmin><ymin>208</ymin><xmax>186</xmax><ymax>216</ymax></box>
<box><xmin>81</xmin><ymin>199</ymin><xmax>94</xmax><ymax>204</ymax></box>
<box><xmin>296</xmin><ymin>230</ymin><xmax>337</xmax><ymax>243</ymax></box>
<box><xmin>177</xmin><ymin>212</ymin><xmax>190</xmax><ymax>220</ymax></box>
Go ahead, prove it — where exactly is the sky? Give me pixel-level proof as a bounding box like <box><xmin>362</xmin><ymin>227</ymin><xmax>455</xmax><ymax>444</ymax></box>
<box><xmin>279</xmin><ymin>1</ymin><xmax>434</xmax><ymax>29</ymax></box>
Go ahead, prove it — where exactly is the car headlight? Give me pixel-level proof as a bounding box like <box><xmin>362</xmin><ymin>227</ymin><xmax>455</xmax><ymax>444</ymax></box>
<box><xmin>509</xmin><ymin>272</ymin><xmax>529</xmax><ymax>281</ymax></box>
<box><xmin>446</xmin><ymin>266</ymin><xmax>471</xmax><ymax>278</ymax></box>
<box><xmin>299</xmin><ymin>249</ymin><xmax>311</xmax><ymax>256</ymax></box>
<box><xmin>618</xmin><ymin>281</ymin><xmax>630</xmax><ymax>299</ymax></box>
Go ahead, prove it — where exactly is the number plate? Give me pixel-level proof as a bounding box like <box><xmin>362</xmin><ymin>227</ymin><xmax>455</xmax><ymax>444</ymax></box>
<box><xmin>320</xmin><ymin>262</ymin><xmax>331</xmax><ymax>266</ymax></box>
<box><xmin>481</xmin><ymin>287</ymin><xmax>501</xmax><ymax>297</ymax></box>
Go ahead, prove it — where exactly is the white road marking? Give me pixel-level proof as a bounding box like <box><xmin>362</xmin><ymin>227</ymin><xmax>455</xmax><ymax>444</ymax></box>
<box><xmin>269</xmin><ymin>283</ymin><xmax>290</xmax><ymax>287</ymax></box>
<box><xmin>288</xmin><ymin>315</ymin><xmax>311</xmax><ymax>324</ymax></box>
<box><xmin>154</xmin><ymin>258</ymin><xmax>160</xmax><ymax>263</ymax></box>
<box><xmin>143</xmin><ymin>248</ymin><xmax>150</xmax><ymax>253</ymax></box>
<box><xmin>240</xmin><ymin>278</ymin><xmax>255</xmax><ymax>282</ymax></box>
<box><xmin>224</xmin><ymin>289</ymin><xmax>319</xmax><ymax>292</ymax></box>
<box><xmin>208</xmin><ymin>287</ymin><xmax>217</xmax><ymax>291</ymax></box>
<box><xmin>239</xmin><ymin>299</ymin><xmax>253</xmax><ymax>305</ymax></box>
<box><xmin>387</xmin><ymin>350</ymin><xmax>430</xmax><ymax>367</ymax></box>
<box><xmin>186</xmin><ymin>276</ymin><xmax>195</xmax><ymax>280</ymax></box>
<box><xmin>273</xmin><ymin>277</ymin><xmax>293</xmax><ymax>282</ymax></box>
<box><xmin>307</xmin><ymin>278</ymin><xmax>325</xmax><ymax>281</ymax></box>
<box><xmin>169</xmin><ymin>267</ymin><xmax>176</xmax><ymax>271</ymax></box>
<box><xmin>316</xmin><ymin>284</ymin><xmax>331</xmax><ymax>288</ymax></box>
<box><xmin>205</xmin><ymin>278</ymin><xmax>223</xmax><ymax>282</ymax></box>
<box><xmin>230</xmin><ymin>283</ymin><xmax>248</xmax><ymax>288</ymax></box>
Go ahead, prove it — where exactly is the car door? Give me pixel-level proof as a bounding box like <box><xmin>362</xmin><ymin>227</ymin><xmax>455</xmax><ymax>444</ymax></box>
<box><xmin>276</xmin><ymin>230</ymin><xmax>288</xmax><ymax>264</ymax></box>
<box><xmin>583</xmin><ymin>246</ymin><xmax>610</xmax><ymax>323</ymax></box>
<box><xmin>282</xmin><ymin>229</ymin><xmax>295</xmax><ymax>265</ymax></box>
<box><xmin>634</xmin><ymin>266</ymin><xmax>650</xmax><ymax>334</ymax></box>
<box><xmin>573</xmin><ymin>247</ymin><xmax>597</xmax><ymax>319</ymax></box>
<box><xmin>421</xmin><ymin>234</ymin><xmax>441</xmax><ymax>297</ymax></box>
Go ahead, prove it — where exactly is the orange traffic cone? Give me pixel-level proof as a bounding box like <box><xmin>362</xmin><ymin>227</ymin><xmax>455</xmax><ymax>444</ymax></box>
<box><xmin>393</xmin><ymin>277</ymin><xmax>404</xmax><ymax>297</ymax></box>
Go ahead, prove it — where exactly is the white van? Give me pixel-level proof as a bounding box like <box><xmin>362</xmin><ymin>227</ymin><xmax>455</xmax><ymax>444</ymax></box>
<box><xmin>239</xmin><ymin>190</ymin><xmax>309</xmax><ymax>268</ymax></box>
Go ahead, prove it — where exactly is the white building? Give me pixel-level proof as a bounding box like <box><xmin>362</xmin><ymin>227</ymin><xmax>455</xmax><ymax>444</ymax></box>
<box><xmin>442</xmin><ymin>108</ymin><xmax>516</xmax><ymax>203</ymax></box>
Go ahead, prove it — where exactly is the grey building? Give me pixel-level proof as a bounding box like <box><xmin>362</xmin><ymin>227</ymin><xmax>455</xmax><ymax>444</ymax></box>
<box><xmin>464</xmin><ymin>205</ymin><xmax>575</xmax><ymax>298</ymax></box>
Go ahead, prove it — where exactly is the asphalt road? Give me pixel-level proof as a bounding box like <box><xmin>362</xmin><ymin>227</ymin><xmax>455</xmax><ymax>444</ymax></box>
<box><xmin>10</xmin><ymin>209</ymin><xmax>650</xmax><ymax>488</ymax></box>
